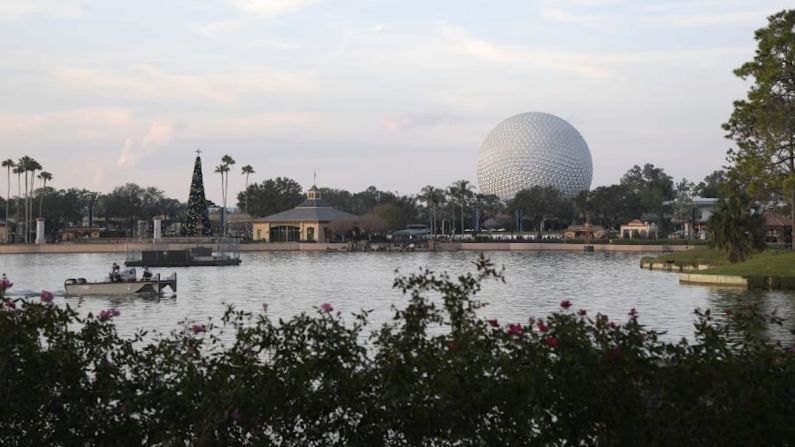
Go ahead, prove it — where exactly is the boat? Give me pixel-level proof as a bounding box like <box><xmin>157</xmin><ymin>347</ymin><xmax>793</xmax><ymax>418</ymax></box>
<box><xmin>64</xmin><ymin>268</ymin><xmax>177</xmax><ymax>296</ymax></box>
<box><xmin>124</xmin><ymin>238</ymin><xmax>242</xmax><ymax>267</ymax></box>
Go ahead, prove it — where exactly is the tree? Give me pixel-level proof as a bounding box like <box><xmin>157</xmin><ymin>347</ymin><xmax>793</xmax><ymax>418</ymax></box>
<box><xmin>241</xmin><ymin>177</ymin><xmax>304</xmax><ymax>217</ymax></box>
<box><xmin>1</xmin><ymin>159</ymin><xmax>13</xmax><ymax>241</ymax></box>
<box><xmin>215</xmin><ymin>155</ymin><xmax>235</xmax><ymax>236</ymax></box>
<box><xmin>27</xmin><ymin>159</ymin><xmax>41</xmax><ymax>240</ymax></box>
<box><xmin>183</xmin><ymin>156</ymin><xmax>212</xmax><ymax>237</ymax></box>
<box><xmin>723</xmin><ymin>10</ymin><xmax>795</xmax><ymax>248</ymax></box>
<box><xmin>672</xmin><ymin>179</ymin><xmax>696</xmax><ymax>238</ymax></box>
<box><xmin>510</xmin><ymin>186</ymin><xmax>566</xmax><ymax>235</ymax></box>
<box><xmin>708</xmin><ymin>182</ymin><xmax>765</xmax><ymax>263</ymax></box>
<box><xmin>17</xmin><ymin>157</ymin><xmax>35</xmax><ymax>242</ymax></box>
<box><xmin>37</xmin><ymin>171</ymin><xmax>52</xmax><ymax>218</ymax></box>
<box><xmin>620</xmin><ymin>164</ymin><xmax>675</xmax><ymax>238</ymax></box>
<box><xmin>694</xmin><ymin>170</ymin><xmax>727</xmax><ymax>198</ymax></box>
<box><xmin>372</xmin><ymin>203</ymin><xmax>408</xmax><ymax>231</ymax></box>
<box><xmin>13</xmin><ymin>164</ymin><xmax>22</xmax><ymax>242</ymax></box>
<box><xmin>474</xmin><ymin>193</ymin><xmax>503</xmax><ymax>230</ymax></box>
<box><xmin>100</xmin><ymin>183</ymin><xmax>180</xmax><ymax>235</ymax></box>
<box><xmin>40</xmin><ymin>188</ymin><xmax>95</xmax><ymax>238</ymax></box>
<box><xmin>241</xmin><ymin>165</ymin><xmax>255</xmax><ymax>216</ymax></box>
<box><xmin>357</xmin><ymin>213</ymin><xmax>389</xmax><ymax>238</ymax></box>
<box><xmin>420</xmin><ymin>185</ymin><xmax>447</xmax><ymax>235</ymax></box>
<box><xmin>447</xmin><ymin>180</ymin><xmax>475</xmax><ymax>234</ymax></box>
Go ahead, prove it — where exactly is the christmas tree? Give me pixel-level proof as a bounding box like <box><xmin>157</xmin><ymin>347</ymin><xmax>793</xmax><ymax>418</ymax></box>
<box><xmin>182</xmin><ymin>154</ymin><xmax>212</xmax><ymax>236</ymax></box>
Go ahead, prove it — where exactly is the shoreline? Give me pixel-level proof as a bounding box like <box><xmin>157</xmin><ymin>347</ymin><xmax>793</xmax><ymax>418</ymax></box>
<box><xmin>0</xmin><ymin>241</ymin><xmax>695</xmax><ymax>255</ymax></box>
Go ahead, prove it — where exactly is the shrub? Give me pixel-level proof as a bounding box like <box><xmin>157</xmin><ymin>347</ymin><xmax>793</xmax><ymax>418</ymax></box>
<box><xmin>1</xmin><ymin>259</ymin><xmax>794</xmax><ymax>446</ymax></box>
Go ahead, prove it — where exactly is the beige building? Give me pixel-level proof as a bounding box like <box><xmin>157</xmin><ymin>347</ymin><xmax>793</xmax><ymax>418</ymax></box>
<box><xmin>620</xmin><ymin>219</ymin><xmax>657</xmax><ymax>239</ymax></box>
<box><xmin>252</xmin><ymin>186</ymin><xmax>359</xmax><ymax>242</ymax></box>
<box><xmin>0</xmin><ymin>220</ymin><xmax>8</xmax><ymax>243</ymax></box>
<box><xmin>61</xmin><ymin>227</ymin><xmax>102</xmax><ymax>241</ymax></box>
<box><xmin>563</xmin><ymin>223</ymin><xmax>607</xmax><ymax>239</ymax></box>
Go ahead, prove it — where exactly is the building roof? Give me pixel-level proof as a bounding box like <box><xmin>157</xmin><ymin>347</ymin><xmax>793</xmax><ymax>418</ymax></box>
<box><xmin>764</xmin><ymin>213</ymin><xmax>793</xmax><ymax>227</ymax></box>
<box><xmin>565</xmin><ymin>224</ymin><xmax>605</xmax><ymax>231</ymax></box>
<box><xmin>255</xmin><ymin>198</ymin><xmax>359</xmax><ymax>223</ymax></box>
<box><xmin>622</xmin><ymin>219</ymin><xmax>649</xmax><ymax>227</ymax></box>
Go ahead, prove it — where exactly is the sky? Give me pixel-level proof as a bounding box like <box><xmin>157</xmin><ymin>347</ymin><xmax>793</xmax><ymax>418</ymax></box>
<box><xmin>0</xmin><ymin>0</ymin><xmax>792</xmax><ymax>205</ymax></box>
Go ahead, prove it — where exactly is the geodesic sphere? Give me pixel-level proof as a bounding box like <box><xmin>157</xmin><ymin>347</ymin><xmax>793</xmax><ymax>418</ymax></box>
<box><xmin>477</xmin><ymin>112</ymin><xmax>593</xmax><ymax>199</ymax></box>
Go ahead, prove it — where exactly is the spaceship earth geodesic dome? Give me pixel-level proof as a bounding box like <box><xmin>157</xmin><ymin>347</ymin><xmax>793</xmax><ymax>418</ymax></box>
<box><xmin>477</xmin><ymin>112</ymin><xmax>593</xmax><ymax>200</ymax></box>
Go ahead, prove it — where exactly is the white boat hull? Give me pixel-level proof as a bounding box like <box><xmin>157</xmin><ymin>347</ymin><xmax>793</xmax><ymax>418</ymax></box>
<box><xmin>64</xmin><ymin>273</ymin><xmax>176</xmax><ymax>296</ymax></box>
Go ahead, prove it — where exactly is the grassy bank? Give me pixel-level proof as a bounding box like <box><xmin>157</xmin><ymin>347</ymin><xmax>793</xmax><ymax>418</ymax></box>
<box><xmin>644</xmin><ymin>247</ymin><xmax>795</xmax><ymax>289</ymax></box>
<box><xmin>640</xmin><ymin>248</ymin><xmax>731</xmax><ymax>268</ymax></box>
<box><xmin>700</xmin><ymin>250</ymin><xmax>795</xmax><ymax>277</ymax></box>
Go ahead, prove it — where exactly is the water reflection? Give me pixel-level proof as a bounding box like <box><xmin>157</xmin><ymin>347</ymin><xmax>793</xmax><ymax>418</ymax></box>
<box><xmin>1</xmin><ymin>251</ymin><xmax>793</xmax><ymax>343</ymax></box>
<box><xmin>707</xmin><ymin>288</ymin><xmax>795</xmax><ymax>344</ymax></box>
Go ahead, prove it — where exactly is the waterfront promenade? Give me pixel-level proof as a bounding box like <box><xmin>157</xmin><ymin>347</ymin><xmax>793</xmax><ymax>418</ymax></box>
<box><xmin>0</xmin><ymin>241</ymin><xmax>694</xmax><ymax>254</ymax></box>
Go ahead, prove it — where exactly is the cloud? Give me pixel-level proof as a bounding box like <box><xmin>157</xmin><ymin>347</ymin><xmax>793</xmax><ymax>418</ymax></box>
<box><xmin>436</xmin><ymin>23</ymin><xmax>615</xmax><ymax>79</ymax></box>
<box><xmin>142</xmin><ymin>120</ymin><xmax>174</xmax><ymax>148</ymax></box>
<box><xmin>652</xmin><ymin>10</ymin><xmax>775</xmax><ymax>27</ymax></box>
<box><xmin>206</xmin><ymin>112</ymin><xmax>317</xmax><ymax>134</ymax></box>
<box><xmin>55</xmin><ymin>65</ymin><xmax>314</xmax><ymax>103</ymax></box>
<box><xmin>0</xmin><ymin>0</ymin><xmax>85</xmax><ymax>21</ymax></box>
<box><xmin>229</xmin><ymin>0</ymin><xmax>323</xmax><ymax>17</ymax></box>
<box><xmin>382</xmin><ymin>113</ymin><xmax>459</xmax><ymax>131</ymax></box>
<box><xmin>0</xmin><ymin>107</ymin><xmax>133</xmax><ymax>137</ymax></box>
<box><xmin>117</xmin><ymin>138</ymin><xmax>136</xmax><ymax>169</ymax></box>
<box><xmin>370</xmin><ymin>23</ymin><xmax>386</xmax><ymax>32</ymax></box>
<box><xmin>540</xmin><ymin>8</ymin><xmax>607</xmax><ymax>25</ymax></box>
<box><xmin>117</xmin><ymin>120</ymin><xmax>176</xmax><ymax>169</ymax></box>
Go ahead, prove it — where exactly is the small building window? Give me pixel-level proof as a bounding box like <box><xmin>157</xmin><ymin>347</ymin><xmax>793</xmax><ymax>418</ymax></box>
<box><xmin>271</xmin><ymin>225</ymin><xmax>300</xmax><ymax>242</ymax></box>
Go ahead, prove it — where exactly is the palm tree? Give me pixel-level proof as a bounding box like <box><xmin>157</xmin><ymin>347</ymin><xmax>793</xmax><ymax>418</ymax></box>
<box><xmin>13</xmin><ymin>164</ymin><xmax>23</xmax><ymax>242</ymax></box>
<box><xmin>420</xmin><ymin>185</ymin><xmax>446</xmax><ymax>235</ymax></box>
<box><xmin>448</xmin><ymin>179</ymin><xmax>475</xmax><ymax>235</ymax></box>
<box><xmin>26</xmin><ymin>159</ymin><xmax>42</xmax><ymax>242</ymax></box>
<box><xmin>2</xmin><ymin>159</ymin><xmax>14</xmax><ymax>242</ymax></box>
<box><xmin>37</xmin><ymin>171</ymin><xmax>52</xmax><ymax>218</ymax></box>
<box><xmin>215</xmin><ymin>159</ymin><xmax>233</xmax><ymax>236</ymax></box>
<box><xmin>17</xmin><ymin>157</ymin><xmax>33</xmax><ymax>242</ymax></box>
<box><xmin>241</xmin><ymin>165</ymin><xmax>255</xmax><ymax>215</ymax></box>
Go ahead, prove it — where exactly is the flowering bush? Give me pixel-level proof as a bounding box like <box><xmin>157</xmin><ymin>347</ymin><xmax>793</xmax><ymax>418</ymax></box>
<box><xmin>0</xmin><ymin>257</ymin><xmax>794</xmax><ymax>446</ymax></box>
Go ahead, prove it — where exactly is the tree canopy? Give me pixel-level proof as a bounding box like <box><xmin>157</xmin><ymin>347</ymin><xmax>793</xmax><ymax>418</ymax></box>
<box><xmin>723</xmin><ymin>9</ymin><xmax>795</xmax><ymax>248</ymax></box>
<box><xmin>239</xmin><ymin>177</ymin><xmax>304</xmax><ymax>217</ymax></box>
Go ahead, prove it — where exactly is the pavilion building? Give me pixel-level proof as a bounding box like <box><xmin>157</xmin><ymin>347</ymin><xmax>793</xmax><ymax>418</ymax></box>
<box><xmin>620</xmin><ymin>219</ymin><xmax>657</xmax><ymax>239</ymax></box>
<box><xmin>252</xmin><ymin>186</ymin><xmax>359</xmax><ymax>242</ymax></box>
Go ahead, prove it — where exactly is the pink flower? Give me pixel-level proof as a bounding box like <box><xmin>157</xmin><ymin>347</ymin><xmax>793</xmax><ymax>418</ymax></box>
<box><xmin>487</xmin><ymin>319</ymin><xmax>499</xmax><ymax>327</ymax></box>
<box><xmin>560</xmin><ymin>300</ymin><xmax>572</xmax><ymax>309</ymax></box>
<box><xmin>191</xmin><ymin>324</ymin><xmax>206</xmax><ymax>334</ymax></box>
<box><xmin>0</xmin><ymin>279</ymin><xmax>12</xmax><ymax>290</ymax></box>
<box><xmin>507</xmin><ymin>323</ymin><xmax>524</xmax><ymax>336</ymax></box>
<box><xmin>608</xmin><ymin>322</ymin><xmax>619</xmax><ymax>330</ymax></box>
<box><xmin>536</xmin><ymin>320</ymin><xmax>549</xmax><ymax>333</ymax></box>
<box><xmin>544</xmin><ymin>336</ymin><xmax>560</xmax><ymax>348</ymax></box>
<box><xmin>40</xmin><ymin>290</ymin><xmax>54</xmax><ymax>304</ymax></box>
<box><xmin>3</xmin><ymin>299</ymin><xmax>15</xmax><ymax>309</ymax></box>
<box><xmin>447</xmin><ymin>342</ymin><xmax>460</xmax><ymax>352</ymax></box>
<box><xmin>628</xmin><ymin>308</ymin><xmax>638</xmax><ymax>319</ymax></box>
<box><xmin>320</xmin><ymin>303</ymin><xmax>333</xmax><ymax>313</ymax></box>
<box><xmin>99</xmin><ymin>308</ymin><xmax>120</xmax><ymax>321</ymax></box>
<box><xmin>787</xmin><ymin>346</ymin><xmax>795</xmax><ymax>354</ymax></box>
<box><xmin>576</xmin><ymin>309</ymin><xmax>587</xmax><ymax>317</ymax></box>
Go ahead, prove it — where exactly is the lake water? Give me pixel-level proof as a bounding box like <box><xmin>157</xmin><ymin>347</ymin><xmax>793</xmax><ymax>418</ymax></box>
<box><xmin>2</xmin><ymin>251</ymin><xmax>794</xmax><ymax>342</ymax></box>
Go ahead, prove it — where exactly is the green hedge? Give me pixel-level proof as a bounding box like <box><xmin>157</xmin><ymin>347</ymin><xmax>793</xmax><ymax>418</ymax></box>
<box><xmin>1</xmin><ymin>258</ymin><xmax>793</xmax><ymax>446</ymax></box>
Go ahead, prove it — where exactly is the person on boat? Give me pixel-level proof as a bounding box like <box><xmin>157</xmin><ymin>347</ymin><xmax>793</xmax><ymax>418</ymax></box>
<box><xmin>142</xmin><ymin>267</ymin><xmax>153</xmax><ymax>281</ymax></box>
<box><xmin>110</xmin><ymin>262</ymin><xmax>121</xmax><ymax>282</ymax></box>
